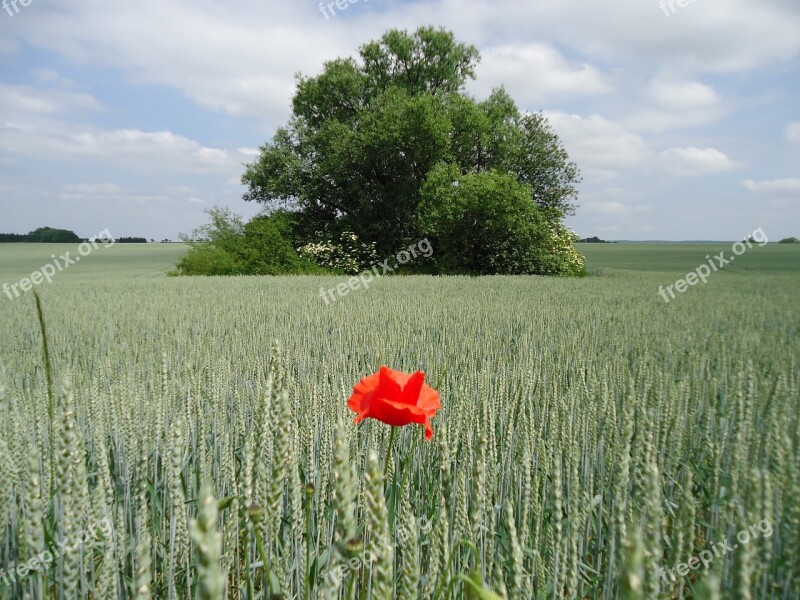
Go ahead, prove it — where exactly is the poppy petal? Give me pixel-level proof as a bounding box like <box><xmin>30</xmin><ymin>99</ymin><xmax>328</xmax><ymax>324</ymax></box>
<box><xmin>378</xmin><ymin>366</ymin><xmax>404</xmax><ymax>401</ymax></box>
<box><xmin>423</xmin><ymin>418</ymin><xmax>434</xmax><ymax>440</ymax></box>
<box><xmin>402</xmin><ymin>371</ymin><xmax>426</xmax><ymax>405</ymax></box>
<box><xmin>368</xmin><ymin>396</ymin><xmax>426</xmax><ymax>427</ymax></box>
<box><xmin>417</xmin><ymin>386</ymin><xmax>441</xmax><ymax>414</ymax></box>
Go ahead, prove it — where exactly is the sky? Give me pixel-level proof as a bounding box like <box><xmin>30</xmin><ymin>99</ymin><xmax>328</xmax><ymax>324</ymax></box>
<box><xmin>0</xmin><ymin>0</ymin><xmax>798</xmax><ymax>242</ymax></box>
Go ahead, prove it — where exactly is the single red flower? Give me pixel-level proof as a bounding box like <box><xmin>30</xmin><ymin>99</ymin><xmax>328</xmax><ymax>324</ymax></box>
<box><xmin>347</xmin><ymin>366</ymin><xmax>441</xmax><ymax>440</ymax></box>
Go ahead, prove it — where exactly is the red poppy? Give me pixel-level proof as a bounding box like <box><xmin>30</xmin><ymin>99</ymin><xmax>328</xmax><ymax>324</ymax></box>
<box><xmin>347</xmin><ymin>366</ymin><xmax>441</xmax><ymax>440</ymax></box>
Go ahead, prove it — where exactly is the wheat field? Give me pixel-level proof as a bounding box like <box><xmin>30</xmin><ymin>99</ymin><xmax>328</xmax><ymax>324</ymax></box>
<box><xmin>0</xmin><ymin>243</ymin><xmax>798</xmax><ymax>599</ymax></box>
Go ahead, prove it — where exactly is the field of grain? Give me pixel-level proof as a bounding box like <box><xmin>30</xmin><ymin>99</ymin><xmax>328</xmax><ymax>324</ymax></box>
<box><xmin>0</xmin><ymin>242</ymin><xmax>798</xmax><ymax>599</ymax></box>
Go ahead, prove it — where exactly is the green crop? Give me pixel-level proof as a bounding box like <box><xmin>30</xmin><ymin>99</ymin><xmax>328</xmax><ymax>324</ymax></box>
<box><xmin>0</xmin><ymin>242</ymin><xmax>797</xmax><ymax>598</ymax></box>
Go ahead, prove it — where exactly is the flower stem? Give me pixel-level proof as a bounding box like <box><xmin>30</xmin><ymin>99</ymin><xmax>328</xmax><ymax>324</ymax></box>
<box><xmin>383</xmin><ymin>426</ymin><xmax>396</xmax><ymax>476</ymax></box>
<box><xmin>383</xmin><ymin>426</ymin><xmax>398</xmax><ymax>528</ymax></box>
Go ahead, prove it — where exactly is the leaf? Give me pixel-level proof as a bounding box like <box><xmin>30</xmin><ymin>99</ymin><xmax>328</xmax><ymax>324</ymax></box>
<box><xmin>459</xmin><ymin>569</ymin><xmax>505</xmax><ymax>600</ymax></box>
<box><xmin>217</xmin><ymin>496</ymin><xmax>235</xmax><ymax>512</ymax></box>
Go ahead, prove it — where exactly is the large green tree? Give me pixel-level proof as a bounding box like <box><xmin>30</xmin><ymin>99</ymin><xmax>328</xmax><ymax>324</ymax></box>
<box><xmin>242</xmin><ymin>26</ymin><xmax>580</xmax><ymax>266</ymax></box>
<box><xmin>24</xmin><ymin>227</ymin><xmax>82</xmax><ymax>243</ymax></box>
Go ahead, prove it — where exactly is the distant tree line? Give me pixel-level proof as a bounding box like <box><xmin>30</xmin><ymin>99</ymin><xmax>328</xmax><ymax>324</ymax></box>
<box><xmin>0</xmin><ymin>233</ymin><xmax>27</xmax><ymax>242</ymax></box>
<box><xmin>0</xmin><ymin>229</ymin><xmax>154</xmax><ymax>243</ymax></box>
<box><xmin>0</xmin><ymin>227</ymin><xmax>82</xmax><ymax>243</ymax></box>
<box><xmin>579</xmin><ymin>236</ymin><xmax>616</xmax><ymax>243</ymax></box>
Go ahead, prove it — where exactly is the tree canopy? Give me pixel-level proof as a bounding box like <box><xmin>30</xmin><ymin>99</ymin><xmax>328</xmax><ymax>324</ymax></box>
<box><xmin>0</xmin><ymin>227</ymin><xmax>82</xmax><ymax>243</ymax></box>
<box><xmin>238</xmin><ymin>26</ymin><xmax>583</xmax><ymax>276</ymax></box>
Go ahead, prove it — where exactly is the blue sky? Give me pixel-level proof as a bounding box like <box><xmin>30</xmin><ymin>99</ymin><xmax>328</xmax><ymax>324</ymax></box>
<box><xmin>1</xmin><ymin>0</ymin><xmax>798</xmax><ymax>241</ymax></box>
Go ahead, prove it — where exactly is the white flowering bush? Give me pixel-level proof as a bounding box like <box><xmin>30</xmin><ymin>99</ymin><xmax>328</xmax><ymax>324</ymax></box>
<box><xmin>298</xmin><ymin>231</ymin><xmax>378</xmax><ymax>275</ymax></box>
<box><xmin>544</xmin><ymin>222</ymin><xmax>587</xmax><ymax>276</ymax></box>
<box><xmin>567</xmin><ymin>227</ymin><xmax>580</xmax><ymax>243</ymax></box>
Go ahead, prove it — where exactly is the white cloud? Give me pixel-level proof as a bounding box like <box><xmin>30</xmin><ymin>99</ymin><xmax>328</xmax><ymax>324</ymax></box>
<box><xmin>1</xmin><ymin>0</ymin><xmax>796</xmax><ymax>133</ymax></box>
<box><xmin>8</xmin><ymin>0</ymin><xmax>350</xmax><ymax>126</ymax></box>
<box><xmin>594</xmin><ymin>225</ymin><xmax>622</xmax><ymax>234</ymax></box>
<box><xmin>0</xmin><ymin>82</ymin><xmax>102</xmax><ymax>116</ymax></box>
<box><xmin>416</xmin><ymin>0</ymin><xmax>800</xmax><ymax>73</ymax></box>
<box><xmin>581</xmin><ymin>201</ymin><xmax>627</xmax><ymax>214</ymax></box>
<box><xmin>165</xmin><ymin>185</ymin><xmax>197</xmax><ymax>195</ymax></box>
<box><xmin>544</xmin><ymin>111</ymin><xmax>649</xmax><ymax>171</ymax></box>
<box><xmin>470</xmin><ymin>43</ymin><xmax>611</xmax><ymax>104</ymax></box>
<box><xmin>645</xmin><ymin>79</ymin><xmax>719</xmax><ymax>109</ymax></box>
<box><xmin>623</xmin><ymin>77</ymin><xmax>724</xmax><ymax>133</ymax></box>
<box><xmin>661</xmin><ymin>147</ymin><xmax>738</xmax><ymax>176</ymax></box>
<box><xmin>785</xmin><ymin>122</ymin><xmax>800</xmax><ymax>145</ymax></box>
<box><xmin>68</xmin><ymin>129</ymin><xmax>232</xmax><ymax>170</ymax></box>
<box><xmin>0</xmin><ymin>121</ymin><xmax>239</xmax><ymax>174</ymax></box>
<box><xmin>62</xmin><ymin>183</ymin><xmax>122</xmax><ymax>194</ymax></box>
<box><xmin>581</xmin><ymin>200</ymin><xmax>654</xmax><ymax>215</ymax></box>
<box><xmin>29</xmin><ymin>68</ymin><xmax>79</xmax><ymax>89</ymax></box>
<box><xmin>741</xmin><ymin>178</ymin><xmax>800</xmax><ymax>193</ymax></box>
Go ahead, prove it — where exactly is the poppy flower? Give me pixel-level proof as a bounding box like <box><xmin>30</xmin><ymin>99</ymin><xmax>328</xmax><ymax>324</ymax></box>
<box><xmin>347</xmin><ymin>366</ymin><xmax>441</xmax><ymax>440</ymax></box>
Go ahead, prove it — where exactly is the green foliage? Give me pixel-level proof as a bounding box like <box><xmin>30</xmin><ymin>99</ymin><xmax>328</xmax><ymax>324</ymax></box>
<box><xmin>173</xmin><ymin>241</ymin><xmax>243</xmax><ymax>276</ymax></box>
<box><xmin>28</xmin><ymin>227</ymin><xmax>82</xmax><ymax>243</ymax></box>
<box><xmin>0</xmin><ymin>233</ymin><xmax>28</xmax><ymax>242</ymax></box>
<box><xmin>778</xmin><ymin>236</ymin><xmax>799</xmax><ymax>243</ymax></box>
<box><xmin>359</xmin><ymin>27</ymin><xmax>480</xmax><ymax>96</ymax></box>
<box><xmin>419</xmin><ymin>164</ymin><xmax>585</xmax><ymax>275</ymax></box>
<box><xmin>242</xmin><ymin>27</ymin><xmax>580</xmax><ymax>271</ymax></box>
<box><xmin>0</xmin><ymin>227</ymin><xmax>82</xmax><ymax>243</ymax></box>
<box><xmin>580</xmin><ymin>236</ymin><xmax>614</xmax><ymax>243</ymax></box>
<box><xmin>240</xmin><ymin>214</ymin><xmax>322</xmax><ymax>275</ymax></box>
<box><xmin>174</xmin><ymin>207</ymin><xmax>324</xmax><ymax>276</ymax></box>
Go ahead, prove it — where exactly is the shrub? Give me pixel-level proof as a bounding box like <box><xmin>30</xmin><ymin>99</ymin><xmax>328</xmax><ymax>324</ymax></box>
<box><xmin>174</xmin><ymin>242</ymin><xmax>243</xmax><ymax>276</ymax></box>
<box><xmin>174</xmin><ymin>208</ymin><xmax>324</xmax><ymax>276</ymax></box>
<box><xmin>240</xmin><ymin>215</ymin><xmax>324</xmax><ymax>275</ymax></box>
<box><xmin>418</xmin><ymin>163</ymin><xmax>585</xmax><ymax>276</ymax></box>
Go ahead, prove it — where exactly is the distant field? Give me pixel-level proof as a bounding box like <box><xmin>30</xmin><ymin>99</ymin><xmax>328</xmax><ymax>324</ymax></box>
<box><xmin>0</xmin><ymin>241</ymin><xmax>798</xmax><ymax>599</ymax></box>
<box><xmin>578</xmin><ymin>241</ymin><xmax>800</xmax><ymax>276</ymax></box>
<box><xmin>1</xmin><ymin>240</ymin><xmax>798</xmax><ymax>283</ymax></box>
<box><xmin>0</xmin><ymin>242</ymin><xmax>188</xmax><ymax>283</ymax></box>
